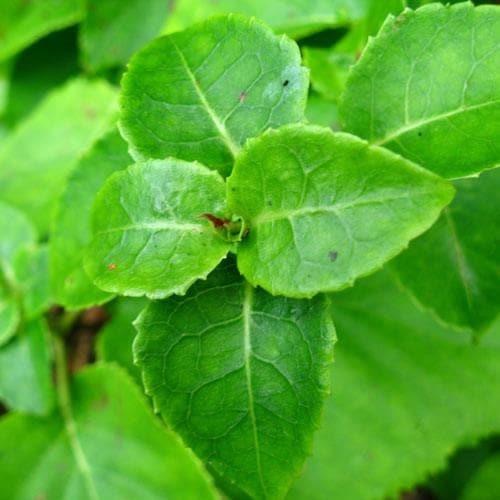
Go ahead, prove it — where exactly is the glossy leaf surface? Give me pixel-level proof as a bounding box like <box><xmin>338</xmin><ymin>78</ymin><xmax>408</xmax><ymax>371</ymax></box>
<box><xmin>135</xmin><ymin>259</ymin><xmax>335</xmax><ymax>499</ymax></box>
<box><xmin>340</xmin><ymin>3</ymin><xmax>500</xmax><ymax>178</ymax></box>
<box><xmin>120</xmin><ymin>15</ymin><xmax>308</xmax><ymax>176</ymax></box>
<box><xmin>391</xmin><ymin>168</ymin><xmax>500</xmax><ymax>334</ymax></box>
<box><xmin>85</xmin><ymin>159</ymin><xmax>231</xmax><ymax>299</ymax></box>
<box><xmin>0</xmin><ymin>363</ymin><xmax>217</xmax><ymax>499</ymax></box>
<box><xmin>0</xmin><ymin>0</ymin><xmax>84</xmax><ymax>62</ymax></box>
<box><xmin>228</xmin><ymin>125</ymin><xmax>454</xmax><ymax>298</ymax></box>
<box><xmin>289</xmin><ymin>271</ymin><xmax>500</xmax><ymax>500</ymax></box>
<box><xmin>0</xmin><ymin>319</ymin><xmax>54</xmax><ymax>416</ymax></box>
<box><xmin>50</xmin><ymin>129</ymin><xmax>131</xmax><ymax>310</ymax></box>
<box><xmin>0</xmin><ymin>78</ymin><xmax>118</xmax><ymax>233</ymax></box>
<box><xmin>80</xmin><ymin>0</ymin><xmax>170</xmax><ymax>72</ymax></box>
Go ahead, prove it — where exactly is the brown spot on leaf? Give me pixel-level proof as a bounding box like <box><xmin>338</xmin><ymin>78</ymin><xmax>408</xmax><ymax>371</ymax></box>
<box><xmin>329</xmin><ymin>251</ymin><xmax>338</xmax><ymax>262</ymax></box>
<box><xmin>108</xmin><ymin>263</ymin><xmax>117</xmax><ymax>271</ymax></box>
<box><xmin>239</xmin><ymin>91</ymin><xmax>247</xmax><ymax>103</ymax></box>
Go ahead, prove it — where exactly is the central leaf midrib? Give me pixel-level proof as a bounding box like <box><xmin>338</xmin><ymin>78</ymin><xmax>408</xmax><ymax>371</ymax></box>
<box><xmin>242</xmin><ymin>282</ymin><xmax>267</xmax><ymax>497</ymax></box>
<box><xmin>95</xmin><ymin>221</ymin><xmax>210</xmax><ymax>235</ymax></box>
<box><xmin>170</xmin><ymin>38</ymin><xmax>241</xmax><ymax>159</ymax></box>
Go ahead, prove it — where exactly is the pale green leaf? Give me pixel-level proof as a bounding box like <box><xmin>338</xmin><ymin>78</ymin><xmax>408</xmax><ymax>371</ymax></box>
<box><xmin>166</xmin><ymin>0</ymin><xmax>371</xmax><ymax>39</ymax></box>
<box><xmin>0</xmin><ymin>363</ymin><xmax>217</xmax><ymax>499</ymax></box>
<box><xmin>0</xmin><ymin>78</ymin><xmax>118</xmax><ymax>233</ymax></box>
<box><xmin>79</xmin><ymin>0</ymin><xmax>170</xmax><ymax>72</ymax></box>
<box><xmin>50</xmin><ymin>129</ymin><xmax>131</xmax><ymax>310</ymax></box>
<box><xmin>96</xmin><ymin>297</ymin><xmax>147</xmax><ymax>383</ymax></box>
<box><xmin>13</xmin><ymin>244</ymin><xmax>51</xmax><ymax>320</ymax></box>
<box><xmin>120</xmin><ymin>15</ymin><xmax>309</xmax><ymax>176</ymax></box>
<box><xmin>228</xmin><ymin>124</ymin><xmax>454</xmax><ymax>298</ymax></box>
<box><xmin>462</xmin><ymin>454</ymin><xmax>500</xmax><ymax>500</ymax></box>
<box><xmin>340</xmin><ymin>2</ymin><xmax>500</xmax><ymax>179</ymax></box>
<box><xmin>0</xmin><ymin>0</ymin><xmax>84</xmax><ymax>62</ymax></box>
<box><xmin>391</xmin><ymin>168</ymin><xmax>500</xmax><ymax>334</ymax></box>
<box><xmin>0</xmin><ymin>286</ymin><xmax>19</xmax><ymax>346</ymax></box>
<box><xmin>288</xmin><ymin>271</ymin><xmax>500</xmax><ymax>500</ymax></box>
<box><xmin>134</xmin><ymin>259</ymin><xmax>335</xmax><ymax>499</ymax></box>
<box><xmin>85</xmin><ymin>159</ymin><xmax>231</xmax><ymax>299</ymax></box>
<box><xmin>305</xmin><ymin>93</ymin><xmax>340</xmax><ymax>130</ymax></box>
<box><xmin>0</xmin><ymin>319</ymin><xmax>54</xmax><ymax>416</ymax></box>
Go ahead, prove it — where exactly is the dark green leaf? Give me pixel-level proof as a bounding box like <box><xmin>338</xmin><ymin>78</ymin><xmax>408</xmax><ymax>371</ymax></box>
<box><xmin>340</xmin><ymin>3</ymin><xmax>500</xmax><ymax>178</ymax></box>
<box><xmin>0</xmin><ymin>363</ymin><xmax>217</xmax><ymax>499</ymax></box>
<box><xmin>120</xmin><ymin>15</ymin><xmax>309</xmax><ymax>176</ymax></box>
<box><xmin>80</xmin><ymin>0</ymin><xmax>170</xmax><ymax>72</ymax></box>
<box><xmin>0</xmin><ymin>319</ymin><xmax>54</xmax><ymax>415</ymax></box>
<box><xmin>50</xmin><ymin>128</ymin><xmax>131</xmax><ymax>310</ymax></box>
<box><xmin>228</xmin><ymin>124</ymin><xmax>454</xmax><ymax>298</ymax></box>
<box><xmin>0</xmin><ymin>78</ymin><xmax>118</xmax><ymax>234</ymax></box>
<box><xmin>0</xmin><ymin>287</ymin><xmax>19</xmax><ymax>346</ymax></box>
<box><xmin>85</xmin><ymin>159</ymin><xmax>231</xmax><ymax>299</ymax></box>
<box><xmin>462</xmin><ymin>454</ymin><xmax>500</xmax><ymax>500</ymax></box>
<box><xmin>134</xmin><ymin>259</ymin><xmax>335</xmax><ymax>499</ymax></box>
<box><xmin>391</xmin><ymin>168</ymin><xmax>500</xmax><ymax>334</ymax></box>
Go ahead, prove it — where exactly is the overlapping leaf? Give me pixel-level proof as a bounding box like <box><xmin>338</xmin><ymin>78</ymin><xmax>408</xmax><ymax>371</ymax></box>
<box><xmin>134</xmin><ymin>259</ymin><xmax>335</xmax><ymax>499</ymax></box>
<box><xmin>340</xmin><ymin>2</ymin><xmax>500</xmax><ymax>178</ymax></box>
<box><xmin>120</xmin><ymin>15</ymin><xmax>308</xmax><ymax>176</ymax></box>
<box><xmin>228</xmin><ymin>124</ymin><xmax>454</xmax><ymax>297</ymax></box>
<box><xmin>85</xmin><ymin>159</ymin><xmax>231</xmax><ymax>298</ymax></box>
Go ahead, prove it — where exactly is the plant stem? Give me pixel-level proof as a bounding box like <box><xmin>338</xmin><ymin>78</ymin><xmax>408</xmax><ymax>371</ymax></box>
<box><xmin>52</xmin><ymin>334</ymin><xmax>99</xmax><ymax>500</ymax></box>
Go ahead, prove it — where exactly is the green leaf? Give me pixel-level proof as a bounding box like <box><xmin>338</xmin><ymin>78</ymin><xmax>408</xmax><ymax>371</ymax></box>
<box><xmin>228</xmin><ymin>124</ymin><xmax>454</xmax><ymax>298</ymax></box>
<box><xmin>79</xmin><ymin>0</ymin><xmax>170</xmax><ymax>72</ymax></box>
<box><xmin>0</xmin><ymin>0</ymin><xmax>84</xmax><ymax>62</ymax></box>
<box><xmin>0</xmin><ymin>286</ymin><xmax>19</xmax><ymax>346</ymax></box>
<box><xmin>0</xmin><ymin>363</ymin><xmax>217</xmax><ymax>499</ymax></box>
<box><xmin>0</xmin><ymin>78</ymin><xmax>118</xmax><ymax>234</ymax></box>
<box><xmin>305</xmin><ymin>93</ymin><xmax>340</xmax><ymax>130</ymax></box>
<box><xmin>85</xmin><ymin>159</ymin><xmax>231</xmax><ymax>299</ymax></box>
<box><xmin>0</xmin><ymin>319</ymin><xmax>54</xmax><ymax>416</ymax></box>
<box><xmin>340</xmin><ymin>2</ymin><xmax>500</xmax><ymax>179</ymax></box>
<box><xmin>13</xmin><ymin>244</ymin><xmax>51</xmax><ymax>320</ymax></box>
<box><xmin>134</xmin><ymin>259</ymin><xmax>335</xmax><ymax>499</ymax></box>
<box><xmin>50</xmin><ymin>128</ymin><xmax>131</xmax><ymax>310</ymax></box>
<box><xmin>391</xmin><ymin>168</ymin><xmax>500</xmax><ymax>334</ymax></box>
<box><xmin>166</xmin><ymin>0</ymin><xmax>371</xmax><ymax>39</ymax></box>
<box><xmin>462</xmin><ymin>454</ymin><xmax>500</xmax><ymax>500</ymax></box>
<box><xmin>120</xmin><ymin>15</ymin><xmax>309</xmax><ymax>176</ymax></box>
<box><xmin>288</xmin><ymin>271</ymin><xmax>500</xmax><ymax>500</ymax></box>
<box><xmin>96</xmin><ymin>297</ymin><xmax>147</xmax><ymax>383</ymax></box>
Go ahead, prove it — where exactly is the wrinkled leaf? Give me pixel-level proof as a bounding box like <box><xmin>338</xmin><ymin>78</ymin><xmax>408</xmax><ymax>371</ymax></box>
<box><xmin>340</xmin><ymin>3</ymin><xmax>500</xmax><ymax>179</ymax></box>
<box><xmin>0</xmin><ymin>363</ymin><xmax>217</xmax><ymax>499</ymax></box>
<box><xmin>13</xmin><ymin>244</ymin><xmax>51</xmax><ymax>320</ymax></box>
<box><xmin>0</xmin><ymin>78</ymin><xmax>118</xmax><ymax>233</ymax></box>
<box><xmin>96</xmin><ymin>297</ymin><xmax>147</xmax><ymax>383</ymax></box>
<box><xmin>391</xmin><ymin>168</ymin><xmax>500</xmax><ymax>334</ymax></box>
<box><xmin>80</xmin><ymin>0</ymin><xmax>170</xmax><ymax>72</ymax></box>
<box><xmin>288</xmin><ymin>271</ymin><xmax>500</xmax><ymax>500</ymax></box>
<box><xmin>0</xmin><ymin>319</ymin><xmax>54</xmax><ymax>416</ymax></box>
<box><xmin>228</xmin><ymin>124</ymin><xmax>454</xmax><ymax>298</ymax></box>
<box><xmin>134</xmin><ymin>259</ymin><xmax>335</xmax><ymax>499</ymax></box>
<box><xmin>0</xmin><ymin>0</ymin><xmax>84</xmax><ymax>62</ymax></box>
<box><xmin>50</xmin><ymin>128</ymin><xmax>131</xmax><ymax>310</ymax></box>
<box><xmin>85</xmin><ymin>159</ymin><xmax>231</xmax><ymax>299</ymax></box>
<box><xmin>120</xmin><ymin>15</ymin><xmax>308</xmax><ymax>176</ymax></box>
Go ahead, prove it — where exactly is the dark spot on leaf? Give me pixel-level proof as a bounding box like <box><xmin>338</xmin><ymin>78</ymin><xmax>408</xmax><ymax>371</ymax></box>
<box><xmin>239</xmin><ymin>91</ymin><xmax>247</xmax><ymax>103</ymax></box>
<box><xmin>329</xmin><ymin>250</ymin><xmax>338</xmax><ymax>262</ymax></box>
<box><xmin>267</xmin><ymin>200</ymin><xmax>272</xmax><ymax>206</ymax></box>
<box><xmin>107</xmin><ymin>263</ymin><xmax>117</xmax><ymax>271</ymax></box>
<box><xmin>418</xmin><ymin>132</ymin><xmax>422</xmax><ymax>137</ymax></box>
<box><xmin>195</xmin><ymin>79</ymin><xmax>200</xmax><ymax>86</ymax></box>
<box><xmin>283</xmin><ymin>80</ymin><xmax>289</xmax><ymax>87</ymax></box>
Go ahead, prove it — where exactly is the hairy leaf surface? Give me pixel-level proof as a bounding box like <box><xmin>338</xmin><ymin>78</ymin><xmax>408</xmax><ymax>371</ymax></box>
<box><xmin>0</xmin><ymin>78</ymin><xmax>118</xmax><ymax>233</ymax></box>
<box><xmin>391</xmin><ymin>168</ymin><xmax>500</xmax><ymax>334</ymax></box>
<box><xmin>80</xmin><ymin>0</ymin><xmax>170</xmax><ymax>72</ymax></box>
<box><xmin>85</xmin><ymin>159</ymin><xmax>231</xmax><ymax>299</ymax></box>
<box><xmin>289</xmin><ymin>271</ymin><xmax>500</xmax><ymax>500</ymax></box>
<box><xmin>0</xmin><ymin>363</ymin><xmax>217</xmax><ymax>499</ymax></box>
<box><xmin>340</xmin><ymin>2</ymin><xmax>500</xmax><ymax>178</ymax></box>
<box><xmin>228</xmin><ymin>125</ymin><xmax>454</xmax><ymax>298</ymax></box>
<box><xmin>120</xmin><ymin>15</ymin><xmax>308</xmax><ymax>176</ymax></box>
<box><xmin>0</xmin><ymin>0</ymin><xmax>84</xmax><ymax>62</ymax></box>
<box><xmin>0</xmin><ymin>319</ymin><xmax>54</xmax><ymax>416</ymax></box>
<box><xmin>51</xmin><ymin>129</ymin><xmax>131</xmax><ymax>310</ymax></box>
<box><xmin>134</xmin><ymin>259</ymin><xmax>335</xmax><ymax>499</ymax></box>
